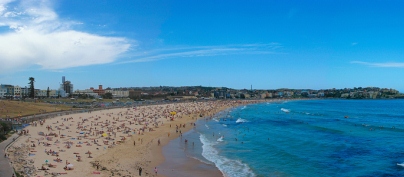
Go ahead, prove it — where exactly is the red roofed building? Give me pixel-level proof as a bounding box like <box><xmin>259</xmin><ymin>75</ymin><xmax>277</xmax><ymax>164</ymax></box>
<box><xmin>91</xmin><ymin>85</ymin><xmax>105</xmax><ymax>95</ymax></box>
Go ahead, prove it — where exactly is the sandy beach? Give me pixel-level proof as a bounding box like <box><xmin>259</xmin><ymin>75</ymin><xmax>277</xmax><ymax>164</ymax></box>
<box><xmin>7</xmin><ymin>100</ymin><xmax>264</xmax><ymax>177</ymax></box>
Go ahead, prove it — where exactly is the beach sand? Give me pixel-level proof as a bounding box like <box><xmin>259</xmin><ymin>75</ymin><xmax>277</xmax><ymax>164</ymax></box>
<box><xmin>8</xmin><ymin>100</ymin><xmax>263</xmax><ymax>177</ymax></box>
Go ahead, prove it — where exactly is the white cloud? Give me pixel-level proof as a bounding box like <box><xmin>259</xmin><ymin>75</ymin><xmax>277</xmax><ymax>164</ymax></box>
<box><xmin>0</xmin><ymin>0</ymin><xmax>130</xmax><ymax>73</ymax></box>
<box><xmin>118</xmin><ymin>43</ymin><xmax>281</xmax><ymax>64</ymax></box>
<box><xmin>0</xmin><ymin>0</ymin><xmax>15</xmax><ymax>15</ymax></box>
<box><xmin>351</xmin><ymin>61</ymin><xmax>404</xmax><ymax>68</ymax></box>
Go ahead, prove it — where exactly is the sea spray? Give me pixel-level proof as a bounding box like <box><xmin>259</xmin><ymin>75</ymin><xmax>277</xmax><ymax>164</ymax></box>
<box><xmin>236</xmin><ymin>118</ymin><xmax>249</xmax><ymax>123</ymax></box>
<box><xmin>280</xmin><ymin>108</ymin><xmax>290</xmax><ymax>113</ymax></box>
<box><xmin>217</xmin><ymin>136</ymin><xmax>224</xmax><ymax>142</ymax></box>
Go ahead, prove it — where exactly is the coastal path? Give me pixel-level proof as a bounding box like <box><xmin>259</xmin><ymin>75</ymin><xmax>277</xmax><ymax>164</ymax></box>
<box><xmin>0</xmin><ymin>133</ymin><xmax>19</xmax><ymax>177</ymax></box>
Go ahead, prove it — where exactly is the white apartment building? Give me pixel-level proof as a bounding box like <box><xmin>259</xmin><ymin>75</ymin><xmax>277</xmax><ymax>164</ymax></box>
<box><xmin>74</xmin><ymin>89</ymin><xmax>100</xmax><ymax>98</ymax></box>
<box><xmin>49</xmin><ymin>90</ymin><xmax>59</xmax><ymax>97</ymax></box>
<box><xmin>105</xmin><ymin>90</ymin><xmax>130</xmax><ymax>98</ymax></box>
<box><xmin>37</xmin><ymin>90</ymin><xmax>47</xmax><ymax>97</ymax></box>
<box><xmin>14</xmin><ymin>85</ymin><xmax>21</xmax><ymax>98</ymax></box>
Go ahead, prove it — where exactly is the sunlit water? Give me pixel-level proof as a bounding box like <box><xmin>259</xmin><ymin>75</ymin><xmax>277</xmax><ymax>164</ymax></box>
<box><xmin>170</xmin><ymin>99</ymin><xmax>404</xmax><ymax>177</ymax></box>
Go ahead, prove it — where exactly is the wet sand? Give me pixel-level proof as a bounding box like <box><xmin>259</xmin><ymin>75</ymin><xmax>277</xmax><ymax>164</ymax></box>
<box><xmin>158</xmin><ymin>129</ymin><xmax>223</xmax><ymax>177</ymax></box>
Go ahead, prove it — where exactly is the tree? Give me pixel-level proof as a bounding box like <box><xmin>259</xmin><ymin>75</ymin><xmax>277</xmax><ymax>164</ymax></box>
<box><xmin>28</xmin><ymin>77</ymin><xmax>35</xmax><ymax>98</ymax></box>
<box><xmin>103</xmin><ymin>92</ymin><xmax>113</xmax><ymax>99</ymax></box>
<box><xmin>47</xmin><ymin>87</ymin><xmax>50</xmax><ymax>98</ymax></box>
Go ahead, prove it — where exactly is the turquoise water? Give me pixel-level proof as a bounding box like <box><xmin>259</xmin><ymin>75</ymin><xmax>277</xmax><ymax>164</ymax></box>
<box><xmin>175</xmin><ymin>99</ymin><xmax>404</xmax><ymax>177</ymax></box>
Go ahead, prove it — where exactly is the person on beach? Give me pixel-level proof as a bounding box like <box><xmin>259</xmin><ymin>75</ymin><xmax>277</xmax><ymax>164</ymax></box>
<box><xmin>154</xmin><ymin>167</ymin><xmax>158</xmax><ymax>175</ymax></box>
<box><xmin>7</xmin><ymin>100</ymin><xmax>260</xmax><ymax>176</ymax></box>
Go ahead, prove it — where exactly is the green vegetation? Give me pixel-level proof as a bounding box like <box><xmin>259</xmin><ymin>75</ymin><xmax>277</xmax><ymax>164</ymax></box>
<box><xmin>103</xmin><ymin>92</ymin><xmax>113</xmax><ymax>99</ymax></box>
<box><xmin>28</xmin><ymin>77</ymin><xmax>35</xmax><ymax>98</ymax></box>
<box><xmin>0</xmin><ymin>122</ymin><xmax>12</xmax><ymax>140</ymax></box>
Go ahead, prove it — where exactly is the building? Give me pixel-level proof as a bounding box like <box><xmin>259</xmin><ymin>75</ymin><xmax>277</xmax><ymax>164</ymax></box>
<box><xmin>32</xmin><ymin>89</ymin><xmax>60</xmax><ymax>98</ymax></box>
<box><xmin>0</xmin><ymin>85</ymin><xmax>7</xmax><ymax>98</ymax></box>
<box><xmin>41</xmin><ymin>89</ymin><xmax>61</xmax><ymax>98</ymax></box>
<box><xmin>74</xmin><ymin>89</ymin><xmax>99</xmax><ymax>98</ymax></box>
<box><xmin>21</xmin><ymin>87</ymin><xmax>29</xmax><ymax>98</ymax></box>
<box><xmin>37</xmin><ymin>90</ymin><xmax>47</xmax><ymax>98</ymax></box>
<box><xmin>91</xmin><ymin>85</ymin><xmax>105</xmax><ymax>95</ymax></box>
<box><xmin>58</xmin><ymin>89</ymin><xmax>67</xmax><ymax>97</ymax></box>
<box><xmin>14</xmin><ymin>85</ymin><xmax>21</xmax><ymax>98</ymax></box>
<box><xmin>59</xmin><ymin>76</ymin><xmax>73</xmax><ymax>97</ymax></box>
<box><xmin>0</xmin><ymin>84</ymin><xmax>15</xmax><ymax>98</ymax></box>
<box><xmin>105</xmin><ymin>88</ymin><xmax>130</xmax><ymax>98</ymax></box>
<box><xmin>61</xmin><ymin>81</ymin><xmax>73</xmax><ymax>95</ymax></box>
<box><xmin>34</xmin><ymin>89</ymin><xmax>40</xmax><ymax>98</ymax></box>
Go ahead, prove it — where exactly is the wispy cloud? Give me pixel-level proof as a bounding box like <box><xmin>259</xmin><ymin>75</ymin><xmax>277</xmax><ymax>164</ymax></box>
<box><xmin>351</xmin><ymin>61</ymin><xmax>404</xmax><ymax>68</ymax></box>
<box><xmin>118</xmin><ymin>43</ymin><xmax>282</xmax><ymax>64</ymax></box>
<box><xmin>0</xmin><ymin>0</ymin><xmax>130</xmax><ymax>73</ymax></box>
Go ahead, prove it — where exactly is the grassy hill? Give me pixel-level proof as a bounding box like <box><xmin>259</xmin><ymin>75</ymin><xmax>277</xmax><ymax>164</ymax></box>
<box><xmin>0</xmin><ymin>99</ymin><xmax>74</xmax><ymax>119</ymax></box>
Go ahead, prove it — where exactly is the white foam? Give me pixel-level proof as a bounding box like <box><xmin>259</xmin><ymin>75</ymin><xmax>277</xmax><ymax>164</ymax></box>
<box><xmin>398</xmin><ymin>163</ymin><xmax>404</xmax><ymax>167</ymax></box>
<box><xmin>241</xmin><ymin>106</ymin><xmax>247</xmax><ymax>110</ymax></box>
<box><xmin>236</xmin><ymin>118</ymin><xmax>249</xmax><ymax>123</ymax></box>
<box><xmin>205</xmin><ymin>124</ymin><xmax>209</xmax><ymax>129</ymax></box>
<box><xmin>281</xmin><ymin>108</ymin><xmax>290</xmax><ymax>113</ymax></box>
<box><xmin>200</xmin><ymin>134</ymin><xmax>256</xmax><ymax>177</ymax></box>
<box><xmin>222</xmin><ymin>124</ymin><xmax>227</xmax><ymax>127</ymax></box>
<box><xmin>217</xmin><ymin>136</ymin><xmax>224</xmax><ymax>142</ymax></box>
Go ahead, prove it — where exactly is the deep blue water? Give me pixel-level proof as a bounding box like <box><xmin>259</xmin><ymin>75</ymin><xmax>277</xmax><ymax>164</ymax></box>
<box><xmin>175</xmin><ymin>99</ymin><xmax>404</xmax><ymax>177</ymax></box>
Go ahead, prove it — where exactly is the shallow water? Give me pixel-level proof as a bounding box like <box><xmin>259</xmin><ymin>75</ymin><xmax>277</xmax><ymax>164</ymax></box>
<box><xmin>165</xmin><ymin>99</ymin><xmax>404</xmax><ymax>177</ymax></box>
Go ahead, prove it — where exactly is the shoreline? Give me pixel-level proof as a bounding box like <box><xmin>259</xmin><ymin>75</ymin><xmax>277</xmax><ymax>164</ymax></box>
<box><xmin>155</xmin><ymin>100</ymin><xmax>293</xmax><ymax>177</ymax></box>
<box><xmin>7</xmin><ymin>100</ymin><xmax>265</xmax><ymax>177</ymax></box>
<box><xmin>156</xmin><ymin>98</ymin><xmax>310</xmax><ymax>177</ymax></box>
<box><xmin>158</xmin><ymin>114</ymin><xmax>227</xmax><ymax>177</ymax></box>
<box><xmin>151</xmin><ymin>104</ymin><xmax>238</xmax><ymax>177</ymax></box>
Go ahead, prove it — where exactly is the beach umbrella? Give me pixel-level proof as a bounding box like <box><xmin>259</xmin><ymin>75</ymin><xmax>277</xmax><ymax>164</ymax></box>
<box><xmin>170</xmin><ymin>111</ymin><xmax>176</xmax><ymax>115</ymax></box>
<box><xmin>102</xmin><ymin>133</ymin><xmax>108</xmax><ymax>137</ymax></box>
<box><xmin>67</xmin><ymin>164</ymin><xmax>74</xmax><ymax>168</ymax></box>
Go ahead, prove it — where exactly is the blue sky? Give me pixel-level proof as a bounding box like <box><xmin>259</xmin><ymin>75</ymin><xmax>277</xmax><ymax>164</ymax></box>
<box><xmin>1</xmin><ymin>0</ymin><xmax>404</xmax><ymax>91</ymax></box>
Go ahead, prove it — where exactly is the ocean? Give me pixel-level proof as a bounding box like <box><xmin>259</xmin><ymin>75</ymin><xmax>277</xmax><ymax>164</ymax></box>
<box><xmin>162</xmin><ymin>99</ymin><xmax>404</xmax><ymax>177</ymax></box>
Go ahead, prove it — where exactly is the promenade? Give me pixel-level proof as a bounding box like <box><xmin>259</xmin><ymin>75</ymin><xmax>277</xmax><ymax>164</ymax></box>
<box><xmin>0</xmin><ymin>133</ymin><xmax>19</xmax><ymax>177</ymax></box>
